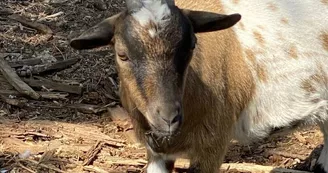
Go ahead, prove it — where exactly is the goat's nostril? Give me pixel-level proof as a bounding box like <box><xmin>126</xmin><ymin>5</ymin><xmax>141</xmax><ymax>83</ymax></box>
<box><xmin>171</xmin><ymin>114</ymin><xmax>182</xmax><ymax>124</ymax></box>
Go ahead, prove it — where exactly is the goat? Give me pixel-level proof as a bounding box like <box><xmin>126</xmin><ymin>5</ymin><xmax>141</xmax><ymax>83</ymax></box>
<box><xmin>69</xmin><ymin>0</ymin><xmax>328</xmax><ymax>172</ymax></box>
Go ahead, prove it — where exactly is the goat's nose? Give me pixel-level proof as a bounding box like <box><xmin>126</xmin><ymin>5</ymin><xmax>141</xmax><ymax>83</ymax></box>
<box><xmin>157</xmin><ymin>104</ymin><xmax>182</xmax><ymax>125</ymax></box>
<box><xmin>161</xmin><ymin>113</ymin><xmax>182</xmax><ymax>125</ymax></box>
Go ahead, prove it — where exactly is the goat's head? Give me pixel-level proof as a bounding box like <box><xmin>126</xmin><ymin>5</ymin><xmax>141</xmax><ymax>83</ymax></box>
<box><xmin>70</xmin><ymin>0</ymin><xmax>241</xmax><ymax>141</ymax></box>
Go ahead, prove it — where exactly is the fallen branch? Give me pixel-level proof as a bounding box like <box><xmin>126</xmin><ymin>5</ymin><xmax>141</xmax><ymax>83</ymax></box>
<box><xmin>83</xmin><ymin>141</ymin><xmax>104</xmax><ymax>166</ymax></box>
<box><xmin>66</xmin><ymin>103</ymin><xmax>107</xmax><ymax>114</ymax></box>
<box><xmin>38</xmin><ymin>12</ymin><xmax>64</xmax><ymax>22</ymax></box>
<box><xmin>17</xmin><ymin>162</ymin><xmax>37</xmax><ymax>173</ymax></box>
<box><xmin>28</xmin><ymin>58</ymin><xmax>80</xmax><ymax>75</ymax></box>
<box><xmin>83</xmin><ymin>139</ymin><xmax>126</xmax><ymax>166</ymax></box>
<box><xmin>8</xmin><ymin>14</ymin><xmax>53</xmax><ymax>35</ymax></box>
<box><xmin>0</xmin><ymin>57</ymin><xmax>40</xmax><ymax>99</ymax></box>
<box><xmin>83</xmin><ymin>166</ymin><xmax>109</xmax><ymax>173</ymax></box>
<box><xmin>103</xmin><ymin>140</ymin><xmax>126</xmax><ymax>148</ymax></box>
<box><xmin>23</xmin><ymin>77</ymin><xmax>82</xmax><ymax>95</ymax></box>
<box><xmin>37</xmin><ymin>92</ymin><xmax>68</xmax><ymax>100</ymax></box>
<box><xmin>21</xmin><ymin>159</ymin><xmax>65</xmax><ymax>173</ymax></box>
<box><xmin>9</xmin><ymin>131</ymin><xmax>53</xmax><ymax>141</ymax></box>
<box><xmin>266</xmin><ymin>150</ymin><xmax>308</xmax><ymax>161</ymax></box>
<box><xmin>9</xmin><ymin>58</ymin><xmax>42</xmax><ymax>68</ymax></box>
<box><xmin>21</xmin><ymin>132</ymin><xmax>50</xmax><ymax>138</ymax></box>
<box><xmin>0</xmin><ymin>90</ymin><xmax>68</xmax><ymax>100</ymax></box>
<box><xmin>0</xmin><ymin>7</ymin><xmax>13</xmax><ymax>15</ymax></box>
<box><xmin>0</xmin><ymin>95</ymin><xmax>27</xmax><ymax>107</ymax></box>
<box><xmin>24</xmin><ymin>101</ymin><xmax>117</xmax><ymax>115</ymax></box>
<box><xmin>0</xmin><ymin>53</ymin><xmax>23</xmax><ymax>59</ymax></box>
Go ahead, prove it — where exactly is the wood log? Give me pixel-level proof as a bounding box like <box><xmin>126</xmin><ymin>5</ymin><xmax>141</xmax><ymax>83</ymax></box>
<box><xmin>29</xmin><ymin>58</ymin><xmax>80</xmax><ymax>75</ymax></box>
<box><xmin>8</xmin><ymin>58</ymin><xmax>42</xmax><ymax>68</ymax></box>
<box><xmin>8</xmin><ymin>14</ymin><xmax>53</xmax><ymax>35</ymax></box>
<box><xmin>0</xmin><ymin>57</ymin><xmax>40</xmax><ymax>99</ymax></box>
<box><xmin>0</xmin><ymin>90</ymin><xmax>68</xmax><ymax>100</ymax></box>
<box><xmin>23</xmin><ymin>77</ymin><xmax>82</xmax><ymax>95</ymax></box>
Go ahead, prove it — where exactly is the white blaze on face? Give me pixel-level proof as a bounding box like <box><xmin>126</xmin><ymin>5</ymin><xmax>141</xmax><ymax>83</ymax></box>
<box><xmin>132</xmin><ymin>0</ymin><xmax>172</xmax><ymax>38</ymax></box>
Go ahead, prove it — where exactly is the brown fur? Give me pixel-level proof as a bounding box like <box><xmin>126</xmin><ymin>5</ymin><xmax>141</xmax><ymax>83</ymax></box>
<box><xmin>301</xmin><ymin>64</ymin><xmax>328</xmax><ymax>93</ymax></box>
<box><xmin>116</xmin><ymin>1</ymin><xmax>254</xmax><ymax>172</ymax></box>
<box><xmin>123</xmin><ymin>1</ymin><xmax>255</xmax><ymax>172</ymax></box>
<box><xmin>301</xmin><ymin>79</ymin><xmax>316</xmax><ymax>93</ymax></box>
<box><xmin>281</xmin><ymin>18</ymin><xmax>289</xmax><ymax>25</ymax></box>
<box><xmin>267</xmin><ymin>2</ymin><xmax>278</xmax><ymax>11</ymax></box>
<box><xmin>232</xmin><ymin>0</ymin><xmax>239</xmax><ymax>4</ymax></box>
<box><xmin>257</xmin><ymin>64</ymin><xmax>268</xmax><ymax>82</ymax></box>
<box><xmin>245</xmin><ymin>49</ymin><xmax>256</xmax><ymax>65</ymax></box>
<box><xmin>322</xmin><ymin>0</ymin><xmax>328</xmax><ymax>5</ymax></box>
<box><xmin>253</xmin><ymin>30</ymin><xmax>265</xmax><ymax>46</ymax></box>
<box><xmin>289</xmin><ymin>44</ymin><xmax>298</xmax><ymax>59</ymax></box>
<box><xmin>321</xmin><ymin>32</ymin><xmax>328</xmax><ymax>51</ymax></box>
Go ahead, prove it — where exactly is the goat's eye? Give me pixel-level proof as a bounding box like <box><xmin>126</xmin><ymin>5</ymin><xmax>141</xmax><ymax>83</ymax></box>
<box><xmin>117</xmin><ymin>51</ymin><xmax>129</xmax><ymax>61</ymax></box>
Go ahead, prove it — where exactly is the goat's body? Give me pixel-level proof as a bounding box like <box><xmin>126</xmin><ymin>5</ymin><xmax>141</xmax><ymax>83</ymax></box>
<box><xmin>220</xmin><ymin>0</ymin><xmax>328</xmax><ymax>143</ymax></box>
<box><xmin>70</xmin><ymin>0</ymin><xmax>328</xmax><ymax>172</ymax></box>
<box><xmin>162</xmin><ymin>0</ymin><xmax>328</xmax><ymax>172</ymax></box>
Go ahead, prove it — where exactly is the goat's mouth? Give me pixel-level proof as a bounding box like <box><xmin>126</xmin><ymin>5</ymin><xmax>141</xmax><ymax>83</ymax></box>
<box><xmin>145</xmin><ymin>125</ymin><xmax>181</xmax><ymax>153</ymax></box>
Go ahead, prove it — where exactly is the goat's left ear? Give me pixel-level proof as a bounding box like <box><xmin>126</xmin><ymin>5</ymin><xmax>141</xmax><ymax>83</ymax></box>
<box><xmin>181</xmin><ymin>9</ymin><xmax>241</xmax><ymax>33</ymax></box>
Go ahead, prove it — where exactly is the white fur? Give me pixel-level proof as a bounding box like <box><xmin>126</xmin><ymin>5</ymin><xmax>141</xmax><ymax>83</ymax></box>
<box><xmin>217</xmin><ymin>0</ymin><xmax>328</xmax><ymax>144</ymax></box>
<box><xmin>147</xmin><ymin>159</ymin><xmax>169</xmax><ymax>173</ymax></box>
<box><xmin>132</xmin><ymin>0</ymin><xmax>171</xmax><ymax>31</ymax></box>
<box><xmin>148</xmin><ymin>28</ymin><xmax>156</xmax><ymax>38</ymax></box>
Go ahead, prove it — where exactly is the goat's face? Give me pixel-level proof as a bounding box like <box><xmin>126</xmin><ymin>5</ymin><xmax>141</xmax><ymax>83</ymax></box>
<box><xmin>70</xmin><ymin>0</ymin><xmax>241</xmax><ymax>140</ymax></box>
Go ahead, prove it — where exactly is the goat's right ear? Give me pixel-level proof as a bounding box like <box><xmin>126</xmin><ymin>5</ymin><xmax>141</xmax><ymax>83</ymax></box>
<box><xmin>70</xmin><ymin>13</ymin><xmax>122</xmax><ymax>50</ymax></box>
<box><xmin>181</xmin><ymin>9</ymin><xmax>241</xmax><ymax>33</ymax></box>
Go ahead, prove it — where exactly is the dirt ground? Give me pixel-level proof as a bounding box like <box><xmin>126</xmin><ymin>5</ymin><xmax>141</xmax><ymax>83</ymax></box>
<box><xmin>0</xmin><ymin>1</ymin><xmax>325</xmax><ymax>173</ymax></box>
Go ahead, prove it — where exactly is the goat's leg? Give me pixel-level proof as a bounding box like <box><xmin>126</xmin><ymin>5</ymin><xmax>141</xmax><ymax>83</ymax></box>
<box><xmin>187</xmin><ymin>151</ymin><xmax>226</xmax><ymax>173</ymax></box>
<box><xmin>314</xmin><ymin>121</ymin><xmax>328</xmax><ymax>173</ymax></box>
<box><xmin>145</xmin><ymin>149</ymin><xmax>175</xmax><ymax>173</ymax></box>
<box><xmin>187</xmin><ymin>157</ymin><xmax>223</xmax><ymax>173</ymax></box>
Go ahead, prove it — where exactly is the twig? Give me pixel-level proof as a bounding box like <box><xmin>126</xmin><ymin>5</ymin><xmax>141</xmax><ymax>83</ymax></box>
<box><xmin>65</xmin><ymin>103</ymin><xmax>107</xmax><ymax>114</ymax></box>
<box><xmin>38</xmin><ymin>12</ymin><xmax>64</xmax><ymax>22</ymax></box>
<box><xmin>8</xmin><ymin>14</ymin><xmax>53</xmax><ymax>35</ymax></box>
<box><xmin>0</xmin><ymin>95</ymin><xmax>27</xmax><ymax>107</ymax></box>
<box><xmin>0</xmin><ymin>53</ymin><xmax>23</xmax><ymax>59</ymax></box>
<box><xmin>83</xmin><ymin>165</ymin><xmax>109</xmax><ymax>173</ymax></box>
<box><xmin>22</xmin><ymin>132</ymin><xmax>50</xmax><ymax>138</ymax></box>
<box><xmin>8</xmin><ymin>58</ymin><xmax>42</xmax><ymax>68</ymax></box>
<box><xmin>0</xmin><ymin>8</ymin><xmax>13</xmax><ymax>15</ymax></box>
<box><xmin>28</xmin><ymin>58</ymin><xmax>80</xmax><ymax>75</ymax></box>
<box><xmin>266</xmin><ymin>150</ymin><xmax>308</xmax><ymax>161</ymax></box>
<box><xmin>37</xmin><ymin>92</ymin><xmax>68</xmax><ymax>100</ymax></box>
<box><xmin>22</xmin><ymin>159</ymin><xmax>66</xmax><ymax>173</ymax></box>
<box><xmin>10</xmin><ymin>131</ymin><xmax>52</xmax><ymax>141</ymax></box>
<box><xmin>0</xmin><ymin>90</ymin><xmax>68</xmax><ymax>100</ymax></box>
<box><xmin>23</xmin><ymin>77</ymin><xmax>82</xmax><ymax>95</ymax></box>
<box><xmin>17</xmin><ymin>162</ymin><xmax>37</xmax><ymax>173</ymax></box>
<box><xmin>83</xmin><ymin>141</ymin><xmax>104</xmax><ymax>166</ymax></box>
<box><xmin>0</xmin><ymin>57</ymin><xmax>40</xmax><ymax>99</ymax></box>
<box><xmin>103</xmin><ymin>140</ymin><xmax>126</xmax><ymax>147</ymax></box>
